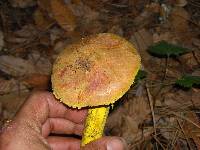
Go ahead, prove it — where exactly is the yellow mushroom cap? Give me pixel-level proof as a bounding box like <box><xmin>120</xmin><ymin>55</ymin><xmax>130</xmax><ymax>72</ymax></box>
<box><xmin>51</xmin><ymin>33</ymin><xmax>141</xmax><ymax>108</ymax></box>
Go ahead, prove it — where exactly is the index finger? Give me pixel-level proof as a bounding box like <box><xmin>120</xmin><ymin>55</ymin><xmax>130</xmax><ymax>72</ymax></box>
<box><xmin>45</xmin><ymin>92</ymin><xmax>88</xmax><ymax>124</ymax></box>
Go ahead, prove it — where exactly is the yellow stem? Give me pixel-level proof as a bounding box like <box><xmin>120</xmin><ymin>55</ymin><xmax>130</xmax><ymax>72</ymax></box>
<box><xmin>81</xmin><ymin>106</ymin><xmax>110</xmax><ymax>146</ymax></box>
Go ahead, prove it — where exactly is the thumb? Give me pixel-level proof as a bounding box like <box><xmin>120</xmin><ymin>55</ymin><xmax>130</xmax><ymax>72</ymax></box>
<box><xmin>82</xmin><ymin>136</ymin><xmax>127</xmax><ymax>150</ymax></box>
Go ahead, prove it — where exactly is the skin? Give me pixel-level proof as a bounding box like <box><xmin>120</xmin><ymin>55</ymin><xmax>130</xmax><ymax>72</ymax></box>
<box><xmin>0</xmin><ymin>91</ymin><xmax>126</xmax><ymax>150</ymax></box>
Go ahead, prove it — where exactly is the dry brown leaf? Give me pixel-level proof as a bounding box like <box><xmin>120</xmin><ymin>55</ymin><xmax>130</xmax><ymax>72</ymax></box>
<box><xmin>0</xmin><ymin>55</ymin><xmax>36</xmax><ymax>77</ymax></box>
<box><xmin>179</xmin><ymin>52</ymin><xmax>200</xmax><ymax>70</ymax></box>
<box><xmin>192</xmin><ymin>38</ymin><xmax>200</xmax><ymax>49</ymax></box>
<box><xmin>170</xmin><ymin>7</ymin><xmax>192</xmax><ymax>43</ymax></box>
<box><xmin>130</xmin><ymin>28</ymin><xmax>153</xmax><ymax>67</ymax></box>
<box><xmin>71</xmin><ymin>0</ymin><xmax>82</xmax><ymax>5</ymax></box>
<box><xmin>34</xmin><ymin>9</ymin><xmax>55</xmax><ymax>31</ymax></box>
<box><xmin>82</xmin><ymin>0</ymin><xmax>104</xmax><ymax>10</ymax></box>
<box><xmin>27</xmin><ymin>51</ymin><xmax>52</xmax><ymax>75</ymax></box>
<box><xmin>182</xmin><ymin>112</ymin><xmax>200</xmax><ymax>149</ymax></box>
<box><xmin>54</xmin><ymin>40</ymin><xmax>68</xmax><ymax>53</ymax></box>
<box><xmin>163</xmin><ymin>88</ymin><xmax>200</xmax><ymax>112</ymax></box>
<box><xmin>0</xmin><ymin>53</ymin><xmax>52</xmax><ymax>77</ymax></box>
<box><xmin>0</xmin><ymin>102</ymin><xmax>2</xmax><ymax>116</ymax></box>
<box><xmin>51</xmin><ymin>0</ymin><xmax>76</xmax><ymax>31</ymax></box>
<box><xmin>39</xmin><ymin>33</ymin><xmax>51</xmax><ymax>46</ymax></box>
<box><xmin>0</xmin><ymin>31</ymin><xmax>4</xmax><ymax>51</ymax></box>
<box><xmin>68</xmin><ymin>2</ymin><xmax>100</xmax><ymax>34</ymax></box>
<box><xmin>37</xmin><ymin>0</ymin><xmax>51</xmax><ymax>13</ymax></box>
<box><xmin>0</xmin><ymin>78</ymin><xmax>28</xmax><ymax>95</ymax></box>
<box><xmin>0</xmin><ymin>79</ymin><xmax>16</xmax><ymax>95</ymax></box>
<box><xmin>107</xmin><ymin>95</ymin><xmax>151</xmax><ymax>145</ymax></box>
<box><xmin>175</xmin><ymin>0</ymin><xmax>188</xmax><ymax>7</ymax></box>
<box><xmin>74</xmin><ymin>3</ymin><xmax>101</xmax><ymax>34</ymax></box>
<box><xmin>170</xmin><ymin>7</ymin><xmax>190</xmax><ymax>32</ymax></box>
<box><xmin>146</xmin><ymin>2</ymin><xmax>161</xmax><ymax>13</ymax></box>
<box><xmin>9</xmin><ymin>0</ymin><xmax>36</xmax><ymax>8</ymax></box>
<box><xmin>130</xmin><ymin>28</ymin><xmax>153</xmax><ymax>51</ymax></box>
<box><xmin>107</xmin><ymin>25</ymin><xmax>123</xmax><ymax>36</ymax></box>
<box><xmin>5</xmin><ymin>25</ymin><xmax>38</xmax><ymax>46</ymax></box>
<box><xmin>14</xmin><ymin>25</ymin><xmax>38</xmax><ymax>38</ymax></box>
<box><xmin>22</xmin><ymin>73</ymin><xmax>50</xmax><ymax>89</ymax></box>
<box><xmin>69</xmin><ymin>2</ymin><xmax>99</xmax><ymax>18</ymax></box>
<box><xmin>133</xmin><ymin>3</ymin><xmax>159</xmax><ymax>28</ymax></box>
<box><xmin>153</xmin><ymin>32</ymin><xmax>174</xmax><ymax>43</ymax></box>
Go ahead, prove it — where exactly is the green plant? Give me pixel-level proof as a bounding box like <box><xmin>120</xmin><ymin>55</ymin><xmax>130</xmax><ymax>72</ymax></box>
<box><xmin>148</xmin><ymin>41</ymin><xmax>189</xmax><ymax>57</ymax></box>
<box><xmin>176</xmin><ymin>75</ymin><xmax>200</xmax><ymax>88</ymax></box>
<box><xmin>135</xmin><ymin>70</ymin><xmax>147</xmax><ymax>83</ymax></box>
<box><xmin>148</xmin><ymin>41</ymin><xmax>190</xmax><ymax>81</ymax></box>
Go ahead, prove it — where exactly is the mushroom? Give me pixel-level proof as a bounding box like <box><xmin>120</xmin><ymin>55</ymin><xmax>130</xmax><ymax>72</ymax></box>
<box><xmin>51</xmin><ymin>33</ymin><xmax>141</xmax><ymax>146</ymax></box>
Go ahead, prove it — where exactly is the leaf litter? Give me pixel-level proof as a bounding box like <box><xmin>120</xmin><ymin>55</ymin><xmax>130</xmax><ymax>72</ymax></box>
<box><xmin>0</xmin><ymin>0</ymin><xmax>200</xmax><ymax>149</ymax></box>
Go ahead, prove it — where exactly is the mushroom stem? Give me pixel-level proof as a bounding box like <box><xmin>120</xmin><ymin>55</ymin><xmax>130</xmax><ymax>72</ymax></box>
<box><xmin>81</xmin><ymin>106</ymin><xmax>110</xmax><ymax>146</ymax></box>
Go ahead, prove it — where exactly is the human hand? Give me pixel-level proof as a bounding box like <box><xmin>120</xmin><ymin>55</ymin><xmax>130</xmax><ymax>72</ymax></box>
<box><xmin>0</xmin><ymin>91</ymin><xmax>126</xmax><ymax>150</ymax></box>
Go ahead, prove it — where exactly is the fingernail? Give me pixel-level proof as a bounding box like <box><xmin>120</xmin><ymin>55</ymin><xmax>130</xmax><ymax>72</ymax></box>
<box><xmin>107</xmin><ymin>138</ymin><xmax>127</xmax><ymax>150</ymax></box>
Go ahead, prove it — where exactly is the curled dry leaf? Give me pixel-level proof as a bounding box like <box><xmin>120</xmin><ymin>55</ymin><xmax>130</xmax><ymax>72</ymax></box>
<box><xmin>0</xmin><ymin>102</ymin><xmax>2</xmax><ymax>115</ymax></box>
<box><xmin>0</xmin><ymin>54</ymin><xmax>52</xmax><ymax>77</ymax></box>
<box><xmin>0</xmin><ymin>55</ymin><xmax>35</xmax><ymax>77</ymax></box>
<box><xmin>51</xmin><ymin>0</ymin><xmax>76</xmax><ymax>31</ymax></box>
<box><xmin>8</xmin><ymin>0</ymin><xmax>36</xmax><ymax>8</ymax></box>
<box><xmin>175</xmin><ymin>0</ymin><xmax>188</xmax><ymax>7</ymax></box>
<box><xmin>5</xmin><ymin>25</ymin><xmax>38</xmax><ymax>47</ymax></box>
<box><xmin>37</xmin><ymin>0</ymin><xmax>51</xmax><ymax>13</ymax></box>
<box><xmin>0</xmin><ymin>31</ymin><xmax>4</xmax><ymax>51</ymax></box>
<box><xmin>22</xmin><ymin>73</ymin><xmax>50</xmax><ymax>89</ymax></box>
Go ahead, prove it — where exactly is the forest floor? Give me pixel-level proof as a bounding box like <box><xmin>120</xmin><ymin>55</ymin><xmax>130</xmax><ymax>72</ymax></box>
<box><xmin>0</xmin><ymin>0</ymin><xmax>200</xmax><ymax>149</ymax></box>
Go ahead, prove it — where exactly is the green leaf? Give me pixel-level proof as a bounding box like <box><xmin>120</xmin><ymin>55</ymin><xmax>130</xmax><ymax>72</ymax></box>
<box><xmin>176</xmin><ymin>75</ymin><xmax>200</xmax><ymax>88</ymax></box>
<box><xmin>135</xmin><ymin>70</ymin><xmax>147</xmax><ymax>83</ymax></box>
<box><xmin>148</xmin><ymin>41</ymin><xmax>189</xmax><ymax>57</ymax></box>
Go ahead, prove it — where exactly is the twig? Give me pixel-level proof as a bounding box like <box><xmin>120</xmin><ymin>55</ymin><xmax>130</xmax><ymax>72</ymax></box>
<box><xmin>162</xmin><ymin>55</ymin><xmax>169</xmax><ymax>81</ymax></box>
<box><xmin>109</xmin><ymin>3</ymin><xmax>128</xmax><ymax>8</ymax></box>
<box><xmin>153</xmin><ymin>135</ymin><xmax>166</xmax><ymax>150</ymax></box>
<box><xmin>177</xmin><ymin>118</ymin><xmax>192</xmax><ymax>150</ymax></box>
<box><xmin>188</xmin><ymin>0</ymin><xmax>200</xmax><ymax>8</ymax></box>
<box><xmin>146</xmin><ymin>83</ymin><xmax>158</xmax><ymax>150</ymax></box>
<box><xmin>192</xmin><ymin>51</ymin><xmax>200</xmax><ymax>66</ymax></box>
<box><xmin>172</xmin><ymin>112</ymin><xmax>200</xmax><ymax>129</ymax></box>
<box><xmin>168</xmin><ymin>129</ymin><xmax>179</xmax><ymax>149</ymax></box>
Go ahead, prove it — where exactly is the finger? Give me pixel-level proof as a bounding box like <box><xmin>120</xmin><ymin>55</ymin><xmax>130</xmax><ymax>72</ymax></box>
<box><xmin>46</xmin><ymin>94</ymin><xmax>88</xmax><ymax>124</ymax></box>
<box><xmin>61</xmin><ymin>108</ymin><xmax>87</xmax><ymax>124</ymax></box>
<box><xmin>16</xmin><ymin>91</ymin><xmax>87</xmax><ymax>125</ymax></box>
<box><xmin>47</xmin><ymin>136</ymin><xmax>81</xmax><ymax>150</ymax></box>
<box><xmin>42</xmin><ymin>118</ymin><xmax>84</xmax><ymax>137</ymax></box>
<box><xmin>82</xmin><ymin>136</ymin><xmax>126</xmax><ymax>150</ymax></box>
